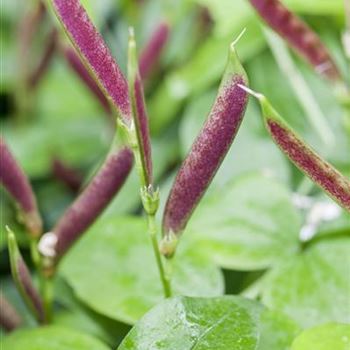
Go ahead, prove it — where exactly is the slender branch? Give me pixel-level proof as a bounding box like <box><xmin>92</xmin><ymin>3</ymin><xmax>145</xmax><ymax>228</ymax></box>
<box><xmin>147</xmin><ymin>213</ymin><xmax>172</xmax><ymax>298</ymax></box>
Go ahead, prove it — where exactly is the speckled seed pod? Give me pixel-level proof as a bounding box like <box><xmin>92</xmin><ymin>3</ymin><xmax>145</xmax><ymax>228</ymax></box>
<box><xmin>7</xmin><ymin>230</ymin><xmax>45</xmax><ymax>323</ymax></box>
<box><xmin>162</xmin><ymin>42</ymin><xmax>249</xmax><ymax>245</ymax></box>
<box><xmin>52</xmin><ymin>0</ymin><xmax>131</xmax><ymax>123</ymax></box>
<box><xmin>46</xmin><ymin>147</ymin><xmax>133</xmax><ymax>261</ymax></box>
<box><xmin>0</xmin><ymin>138</ymin><xmax>42</xmax><ymax>237</ymax></box>
<box><xmin>139</xmin><ymin>21</ymin><xmax>170</xmax><ymax>80</ymax></box>
<box><xmin>62</xmin><ymin>46</ymin><xmax>111</xmax><ymax>114</ymax></box>
<box><xmin>29</xmin><ymin>28</ymin><xmax>57</xmax><ymax>87</ymax></box>
<box><xmin>128</xmin><ymin>29</ymin><xmax>153</xmax><ymax>186</ymax></box>
<box><xmin>244</xmin><ymin>87</ymin><xmax>350</xmax><ymax>212</ymax></box>
<box><xmin>249</xmin><ymin>0</ymin><xmax>341</xmax><ymax>81</ymax></box>
<box><xmin>0</xmin><ymin>292</ymin><xmax>22</xmax><ymax>332</ymax></box>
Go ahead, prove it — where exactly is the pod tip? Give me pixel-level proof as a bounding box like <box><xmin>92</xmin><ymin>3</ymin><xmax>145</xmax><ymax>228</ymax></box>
<box><xmin>230</xmin><ymin>28</ymin><xmax>247</xmax><ymax>50</ymax></box>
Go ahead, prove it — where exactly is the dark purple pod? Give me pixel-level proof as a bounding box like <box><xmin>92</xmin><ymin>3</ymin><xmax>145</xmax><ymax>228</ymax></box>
<box><xmin>0</xmin><ymin>292</ymin><xmax>22</xmax><ymax>332</ymax></box>
<box><xmin>40</xmin><ymin>147</ymin><xmax>133</xmax><ymax>263</ymax></box>
<box><xmin>0</xmin><ymin>138</ymin><xmax>42</xmax><ymax>237</ymax></box>
<box><xmin>241</xmin><ymin>86</ymin><xmax>350</xmax><ymax>212</ymax></box>
<box><xmin>249</xmin><ymin>0</ymin><xmax>341</xmax><ymax>81</ymax></box>
<box><xmin>139</xmin><ymin>21</ymin><xmax>170</xmax><ymax>80</ymax></box>
<box><xmin>162</xmin><ymin>42</ymin><xmax>249</xmax><ymax>248</ymax></box>
<box><xmin>28</xmin><ymin>28</ymin><xmax>57</xmax><ymax>88</ymax></box>
<box><xmin>52</xmin><ymin>157</ymin><xmax>83</xmax><ymax>193</ymax></box>
<box><xmin>7</xmin><ymin>229</ymin><xmax>45</xmax><ymax>323</ymax></box>
<box><xmin>51</xmin><ymin>0</ymin><xmax>131</xmax><ymax>123</ymax></box>
<box><xmin>62</xmin><ymin>46</ymin><xmax>112</xmax><ymax>115</ymax></box>
<box><xmin>128</xmin><ymin>29</ymin><xmax>153</xmax><ymax>186</ymax></box>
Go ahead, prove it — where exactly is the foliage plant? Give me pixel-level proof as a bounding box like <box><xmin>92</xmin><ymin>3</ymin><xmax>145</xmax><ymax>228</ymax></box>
<box><xmin>1</xmin><ymin>0</ymin><xmax>350</xmax><ymax>349</ymax></box>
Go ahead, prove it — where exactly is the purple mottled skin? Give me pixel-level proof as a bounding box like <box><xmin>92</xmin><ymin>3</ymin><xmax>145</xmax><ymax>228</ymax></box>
<box><xmin>133</xmin><ymin>77</ymin><xmax>153</xmax><ymax>184</ymax></box>
<box><xmin>52</xmin><ymin>157</ymin><xmax>83</xmax><ymax>192</ymax></box>
<box><xmin>29</xmin><ymin>28</ymin><xmax>57</xmax><ymax>87</ymax></box>
<box><xmin>17</xmin><ymin>258</ymin><xmax>45</xmax><ymax>323</ymax></box>
<box><xmin>0</xmin><ymin>292</ymin><xmax>22</xmax><ymax>332</ymax></box>
<box><xmin>53</xmin><ymin>147</ymin><xmax>133</xmax><ymax>259</ymax></box>
<box><xmin>139</xmin><ymin>21</ymin><xmax>170</xmax><ymax>80</ymax></box>
<box><xmin>249</xmin><ymin>0</ymin><xmax>341</xmax><ymax>80</ymax></box>
<box><xmin>163</xmin><ymin>76</ymin><xmax>248</xmax><ymax>236</ymax></box>
<box><xmin>0</xmin><ymin>138</ymin><xmax>42</xmax><ymax>237</ymax></box>
<box><xmin>268</xmin><ymin>120</ymin><xmax>350</xmax><ymax>211</ymax></box>
<box><xmin>52</xmin><ymin>0</ymin><xmax>131</xmax><ymax>122</ymax></box>
<box><xmin>63</xmin><ymin>46</ymin><xmax>112</xmax><ymax>114</ymax></box>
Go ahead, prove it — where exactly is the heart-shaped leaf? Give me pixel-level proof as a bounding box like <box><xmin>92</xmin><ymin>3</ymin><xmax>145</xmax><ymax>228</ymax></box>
<box><xmin>60</xmin><ymin>216</ymin><xmax>224</xmax><ymax>324</ymax></box>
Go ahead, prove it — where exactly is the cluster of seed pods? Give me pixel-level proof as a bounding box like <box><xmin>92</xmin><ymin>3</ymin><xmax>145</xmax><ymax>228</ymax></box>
<box><xmin>249</xmin><ymin>0</ymin><xmax>341</xmax><ymax>81</ymax></box>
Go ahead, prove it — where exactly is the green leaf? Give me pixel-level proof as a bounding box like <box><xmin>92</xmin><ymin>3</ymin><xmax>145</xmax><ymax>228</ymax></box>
<box><xmin>258</xmin><ymin>309</ymin><xmax>300</xmax><ymax>350</ymax></box>
<box><xmin>260</xmin><ymin>237</ymin><xmax>350</xmax><ymax>328</ymax></box>
<box><xmin>60</xmin><ymin>216</ymin><xmax>224</xmax><ymax>324</ymax></box>
<box><xmin>36</xmin><ymin>59</ymin><xmax>102</xmax><ymax>121</ymax></box>
<box><xmin>118</xmin><ymin>296</ymin><xmax>300</xmax><ymax>350</ymax></box>
<box><xmin>180</xmin><ymin>91</ymin><xmax>290</xmax><ymax>186</ymax></box>
<box><xmin>53</xmin><ymin>276</ymin><xmax>131</xmax><ymax>347</ymax></box>
<box><xmin>2</xmin><ymin>325</ymin><xmax>110</xmax><ymax>350</ymax></box>
<box><xmin>2</xmin><ymin>119</ymin><xmax>108</xmax><ymax>178</ymax></box>
<box><xmin>291</xmin><ymin>323</ymin><xmax>350</xmax><ymax>350</ymax></box>
<box><xmin>118</xmin><ymin>296</ymin><xmax>261</xmax><ymax>350</ymax></box>
<box><xmin>187</xmin><ymin>174</ymin><xmax>301</xmax><ymax>270</ymax></box>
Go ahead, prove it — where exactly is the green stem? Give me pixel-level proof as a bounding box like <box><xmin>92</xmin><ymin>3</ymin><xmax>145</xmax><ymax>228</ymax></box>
<box><xmin>39</xmin><ymin>273</ymin><xmax>53</xmax><ymax>323</ymax></box>
<box><xmin>147</xmin><ymin>214</ymin><xmax>172</xmax><ymax>298</ymax></box>
<box><xmin>29</xmin><ymin>236</ymin><xmax>54</xmax><ymax>323</ymax></box>
<box><xmin>30</xmin><ymin>238</ymin><xmax>41</xmax><ymax>269</ymax></box>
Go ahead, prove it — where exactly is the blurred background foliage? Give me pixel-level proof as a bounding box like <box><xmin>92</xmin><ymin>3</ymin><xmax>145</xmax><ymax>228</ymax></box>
<box><xmin>1</xmin><ymin>0</ymin><xmax>349</xmax><ymax>348</ymax></box>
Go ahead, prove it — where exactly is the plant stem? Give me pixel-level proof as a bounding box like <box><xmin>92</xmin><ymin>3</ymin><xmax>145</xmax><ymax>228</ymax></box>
<box><xmin>29</xmin><ymin>236</ymin><xmax>54</xmax><ymax>323</ymax></box>
<box><xmin>30</xmin><ymin>238</ymin><xmax>41</xmax><ymax>269</ymax></box>
<box><xmin>40</xmin><ymin>273</ymin><xmax>53</xmax><ymax>323</ymax></box>
<box><xmin>147</xmin><ymin>213</ymin><xmax>172</xmax><ymax>298</ymax></box>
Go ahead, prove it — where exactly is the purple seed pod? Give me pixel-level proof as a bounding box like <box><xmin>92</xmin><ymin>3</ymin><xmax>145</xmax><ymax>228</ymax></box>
<box><xmin>240</xmin><ymin>85</ymin><xmax>350</xmax><ymax>212</ymax></box>
<box><xmin>62</xmin><ymin>46</ymin><xmax>112</xmax><ymax>115</ymax></box>
<box><xmin>7</xmin><ymin>228</ymin><xmax>45</xmax><ymax>323</ymax></box>
<box><xmin>52</xmin><ymin>157</ymin><xmax>83</xmax><ymax>193</ymax></box>
<box><xmin>249</xmin><ymin>0</ymin><xmax>341</xmax><ymax>81</ymax></box>
<box><xmin>162</xmin><ymin>41</ymin><xmax>249</xmax><ymax>248</ymax></box>
<box><xmin>40</xmin><ymin>147</ymin><xmax>133</xmax><ymax>262</ymax></box>
<box><xmin>51</xmin><ymin>0</ymin><xmax>131</xmax><ymax>123</ymax></box>
<box><xmin>0</xmin><ymin>138</ymin><xmax>42</xmax><ymax>237</ymax></box>
<box><xmin>128</xmin><ymin>29</ymin><xmax>153</xmax><ymax>186</ymax></box>
<box><xmin>28</xmin><ymin>28</ymin><xmax>58</xmax><ymax>88</ymax></box>
<box><xmin>139</xmin><ymin>21</ymin><xmax>170</xmax><ymax>80</ymax></box>
<box><xmin>0</xmin><ymin>292</ymin><xmax>23</xmax><ymax>332</ymax></box>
